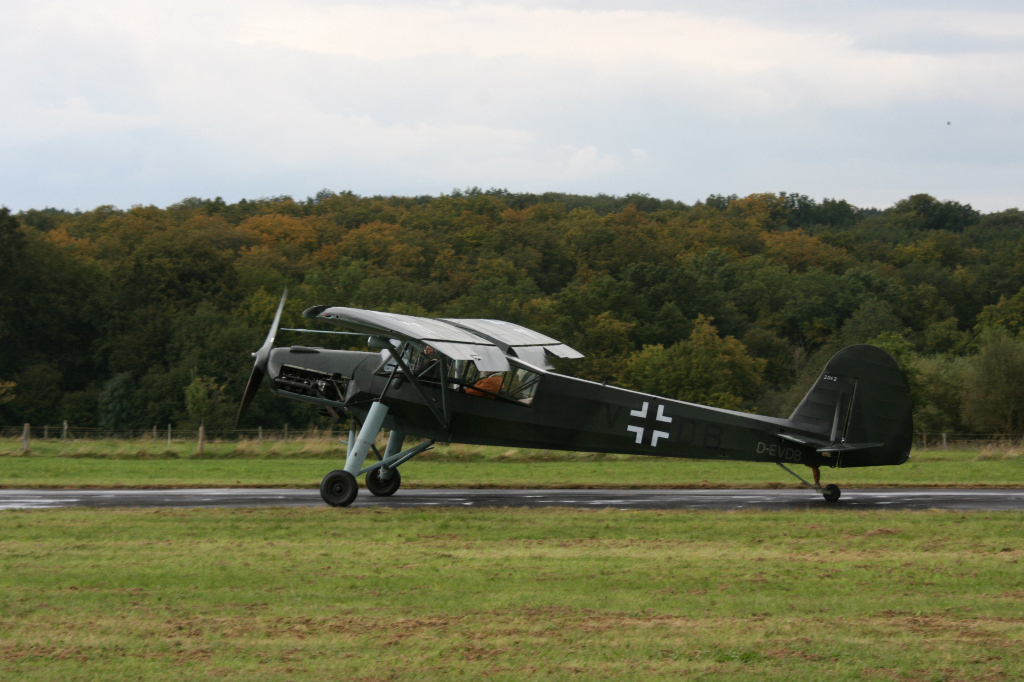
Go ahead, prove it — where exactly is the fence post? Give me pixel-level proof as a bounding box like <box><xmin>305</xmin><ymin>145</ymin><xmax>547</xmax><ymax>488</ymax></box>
<box><xmin>21</xmin><ymin>423</ymin><xmax>30</xmax><ymax>453</ymax></box>
<box><xmin>62</xmin><ymin>420</ymin><xmax>68</xmax><ymax>443</ymax></box>
<box><xmin>284</xmin><ymin>424</ymin><xmax>289</xmax><ymax>442</ymax></box>
<box><xmin>43</xmin><ymin>425</ymin><xmax>48</xmax><ymax>440</ymax></box>
<box><xmin>198</xmin><ymin>424</ymin><xmax>205</xmax><ymax>454</ymax></box>
<box><xmin>167</xmin><ymin>423</ymin><xmax>171</xmax><ymax>445</ymax></box>
<box><xmin>923</xmin><ymin>433</ymin><xmax>928</xmax><ymax>449</ymax></box>
<box><xmin>942</xmin><ymin>433</ymin><xmax>947</xmax><ymax>450</ymax></box>
<box><xmin>152</xmin><ymin>425</ymin><xmax>157</xmax><ymax>442</ymax></box>
<box><xmin>258</xmin><ymin>425</ymin><xmax>263</xmax><ymax>445</ymax></box>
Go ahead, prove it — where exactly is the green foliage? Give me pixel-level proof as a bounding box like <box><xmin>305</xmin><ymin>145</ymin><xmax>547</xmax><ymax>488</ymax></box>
<box><xmin>98</xmin><ymin>372</ymin><xmax>138</xmax><ymax>431</ymax></box>
<box><xmin>622</xmin><ymin>316</ymin><xmax>765</xmax><ymax>409</ymax></box>
<box><xmin>912</xmin><ymin>354</ymin><xmax>969</xmax><ymax>433</ymax></box>
<box><xmin>890</xmin><ymin>193</ymin><xmax>980</xmax><ymax>233</ymax></box>
<box><xmin>0</xmin><ymin>380</ymin><xmax>15</xmax><ymax>406</ymax></box>
<box><xmin>5</xmin><ymin>191</ymin><xmax>1024</xmax><ymax>432</ymax></box>
<box><xmin>0</xmin><ymin>207</ymin><xmax>26</xmax><ymax>283</ymax></box>
<box><xmin>568</xmin><ymin>312</ymin><xmax>636</xmax><ymax>382</ymax></box>
<box><xmin>8</xmin><ymin>364</ymin><xmax>63</xmax><ymax>425</ymax></box>
<box><xmin>961</xmin><ymin>330</ymin><xmax>1024</xmax><ymax>433</ymax></box>
<box><xmin>975</xmin><ymin>285</ymin><xmax>1024</xmax><ymax>335</ymax></box>
<box><xmin>183</xmin><ymin>369</ymin><xmax>230</xmax><ymax>428</ymax></box>
<box><xmin>59</xmin><ymin>389</ymin><xmax>99</xmax><ymax>428</ymax></box>
<box><xmin>866</xmin><ymin>331</ymin><xmax>925</xmax><ymax>410</ymax></box>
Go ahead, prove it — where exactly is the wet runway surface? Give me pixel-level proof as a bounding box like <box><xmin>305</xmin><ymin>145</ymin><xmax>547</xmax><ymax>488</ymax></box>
<box><xmin>3</xmin><ymin>488</ymin><xmax>1024</xmax><ymax>511</ymax></box>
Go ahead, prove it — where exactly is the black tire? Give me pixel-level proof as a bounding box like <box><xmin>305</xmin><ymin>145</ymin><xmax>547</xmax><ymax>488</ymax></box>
<box><xmin>822</xmin><ymin>484</ymin><xmax>841</xmax><ymax>502</ymax></box>
<box><xmin>365</xmin><ymin>467</ymin><xmax>402</xmax><ymax>497</ymax></box>
<box><xmin>320</xmin><ymin>469</ymin><xmax>358</xmax><ymax>507</ymax></box>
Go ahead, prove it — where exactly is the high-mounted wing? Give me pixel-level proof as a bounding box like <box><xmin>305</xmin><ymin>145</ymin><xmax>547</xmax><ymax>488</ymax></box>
<box><xmin>302</xmin><ymin>306</ymin><xmax>585</xmax><ymax>371</ymax></box>
<box><xmin>302</xmin><ymin>306</ymin><xmax>510</xmax><ymax>371</ymax></box>
<box><xmin>441</xmin><ymin>318</ymin><xmax>583</xmax><ymax>369</ymax></box>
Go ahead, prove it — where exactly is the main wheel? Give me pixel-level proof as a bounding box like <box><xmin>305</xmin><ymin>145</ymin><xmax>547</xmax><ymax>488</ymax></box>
<box><xmin>365</xmin><ymin>467</ymin><xmax>401</xmax><ymax>497</ymax></box>
<box><xmin>320</xmin><ymin>469</ymin><xmax>358</xmax><ymax>507</ymax></box>
<box><xmin>822</xmin><ymin>484</ymin><xmax>841</xmax><ymax>502</ymax></box>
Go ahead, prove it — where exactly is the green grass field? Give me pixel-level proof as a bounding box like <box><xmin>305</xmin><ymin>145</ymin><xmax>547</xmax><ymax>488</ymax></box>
<box><xmin>1</xmin><ymin>438</ymin><xmax>1022</xmax><ymax>489</ymax></box>
<box><xmin>1</xmin><ymin>507</ymin><xmax>1022</xmax><ymax>680</ymax></box>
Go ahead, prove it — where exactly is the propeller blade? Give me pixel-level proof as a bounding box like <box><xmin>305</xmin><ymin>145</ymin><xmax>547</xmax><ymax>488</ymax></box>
<box><xmin>236</xmin><ymin>289</ymin><xmax>288</xmax><ymax>428</ymax></box>
<box><xmin>260</xmin><ymin>288</ymin><xmax>288</xmax><ymax>365</ymax></box>
<box><xmin>235</xmin><ymin>365</ymin><xmax>265</xmax><ymax>428</ymax></box>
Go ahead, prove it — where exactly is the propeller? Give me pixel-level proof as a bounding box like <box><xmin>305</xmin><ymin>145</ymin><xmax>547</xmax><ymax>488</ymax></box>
<box><xmin>236</xmin><ymin>289</ymin><xmax>287</xmax><ymax>428</ymax></box>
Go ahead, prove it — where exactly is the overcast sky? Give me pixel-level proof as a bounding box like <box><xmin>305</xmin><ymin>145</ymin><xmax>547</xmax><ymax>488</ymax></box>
<box><xmin>2</xmin><ymin>0</ymin><xmax>1023</xmax><ymax>212</ymax></box>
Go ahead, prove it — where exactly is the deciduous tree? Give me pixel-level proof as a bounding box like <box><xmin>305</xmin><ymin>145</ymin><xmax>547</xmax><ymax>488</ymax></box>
<box><xmin>623</xmin><ymin>316</ymin><xmax>765</xmax><ymax>410</ymax></box>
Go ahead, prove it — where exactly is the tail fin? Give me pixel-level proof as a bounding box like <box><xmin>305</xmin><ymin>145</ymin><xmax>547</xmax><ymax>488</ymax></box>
<box><xmin>788</xmin><ymin>345</ymin><xmax>913</xmax><ymax>467</ymax></box>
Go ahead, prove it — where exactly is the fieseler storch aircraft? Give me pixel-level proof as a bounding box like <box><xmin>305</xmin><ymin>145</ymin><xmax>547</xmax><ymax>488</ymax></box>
<box><xmin>236</xmin><ymin>292</ymin><xmax>913</xmax><ymax>507</ymax></box>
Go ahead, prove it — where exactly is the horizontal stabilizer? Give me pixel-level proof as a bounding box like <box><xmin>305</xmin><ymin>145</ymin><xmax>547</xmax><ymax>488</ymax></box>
<box><xmin>778</xmin><ymin>430</ymin><xmax>885</xmax><ymax>455</ymax></box>
<box><xmin>777</xmin><ymin>432</ymin><xmax>829</xmax><ymax>448</ymax></box>
<box><xmin>816</xmin><ymin>442</ymin><xmax>884</xmax><ymax>453</ymax></box>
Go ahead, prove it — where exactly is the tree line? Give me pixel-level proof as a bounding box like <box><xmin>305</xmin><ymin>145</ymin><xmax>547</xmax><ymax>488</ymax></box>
<box><xmin>1</xmin><ymin>189</ymin><xmax>1022</xmax><ymax>433</ymax></box>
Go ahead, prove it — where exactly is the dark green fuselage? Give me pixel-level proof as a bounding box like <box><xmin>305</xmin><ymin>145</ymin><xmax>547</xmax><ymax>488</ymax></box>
<box><xmin>268</xmin><ymin>343</ymin><xmax>912</xmax><ymax>470</ymax></box>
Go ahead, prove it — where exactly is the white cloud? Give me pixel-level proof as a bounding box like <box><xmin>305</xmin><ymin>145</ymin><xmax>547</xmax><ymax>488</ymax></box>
<box><xmin>1</xmin><ymin>0</ymin><xmax>1023</xmax><ymax>210</ymax></box>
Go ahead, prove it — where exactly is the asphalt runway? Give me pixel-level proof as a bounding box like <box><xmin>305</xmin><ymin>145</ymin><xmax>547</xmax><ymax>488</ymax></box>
<box><xmin>2</xmin><ymin>488</ymin><xmax>1024</xmax><ymax>511</ymax></box>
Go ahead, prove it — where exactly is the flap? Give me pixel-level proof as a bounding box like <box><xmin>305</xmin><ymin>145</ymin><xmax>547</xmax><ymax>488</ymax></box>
<box><xmin>543</xmin><ymin>343</ymin><xmax>585</xmax><ymax>360</ymax></box>
<box><xmin>510</xmin><ymin>346</ymin><xmax>551</xmax><ymax>369</ymax></box>
<box><xmin>429</xmin><ymin>342</ymin><xmax>510</xmax><ymax>372</ymax></box>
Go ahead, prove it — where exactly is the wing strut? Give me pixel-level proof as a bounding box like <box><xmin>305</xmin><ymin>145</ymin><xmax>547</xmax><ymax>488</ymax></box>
<box><xmin>378</xmin><ymin>338</ymin><xmax>449</xmax><ymax>429</ymax></box>
<box><xmin>438</xmin><ymin>356</ymin><xmax>451</xmax><ymax>427</ymax></box>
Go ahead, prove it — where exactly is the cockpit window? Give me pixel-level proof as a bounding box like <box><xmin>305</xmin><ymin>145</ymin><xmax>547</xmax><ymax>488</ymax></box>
<box><xmin>376</xmin><ymin>343</ymin><xmax>442</xmax><ymax>380</ymax></box>
<box><xmin>501</xmin><ymin>367</ymin><xmax>541</xmax><ymax>404</ymax></box>
<box><xmin>456</xmin><ymin>362</ymin><xmax>540</xmax><ymax>405</ymax></box>
<box><xmin>375</xmin><ymin>341</ymin><xmax>404</xmax><ymax>375</ymax></box>
<box><xmin>377</xmin><ymin>346</ymin><xmax>541</xmax><ymax>405</ymax></box>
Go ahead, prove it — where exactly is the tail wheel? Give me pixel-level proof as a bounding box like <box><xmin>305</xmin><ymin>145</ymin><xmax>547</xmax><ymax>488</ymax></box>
<box><xmin>320</xmin><ymin>470</ymin><xmax>358</xmax><ymax>507</ymax></box>
<box><xmin>365</xmin><ymin>468</ymin><xmax>402</xmax><ymax>497</ymax></box>
<box><xmin>822</xmin><ymin>484</ymin><xmax>841</xmax><ymax>502</ymax></box>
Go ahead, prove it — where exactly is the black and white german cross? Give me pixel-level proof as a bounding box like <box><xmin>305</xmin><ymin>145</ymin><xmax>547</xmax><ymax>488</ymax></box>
<box><xmin>627</xmin><ymin>401</ymin><xmax>672</xmax><ymax>447</ymax></box>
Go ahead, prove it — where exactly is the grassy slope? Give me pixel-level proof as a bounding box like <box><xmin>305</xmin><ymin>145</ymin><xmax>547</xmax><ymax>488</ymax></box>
<box><xmin>1</xmin><ymin>507</ymin><xmax>1022</xmax><ymax>680</ymax></box>
<box><xmin>1</xmin><ymin>439</ymin><xmax>1022</xmax><ymax>488</ymax></box>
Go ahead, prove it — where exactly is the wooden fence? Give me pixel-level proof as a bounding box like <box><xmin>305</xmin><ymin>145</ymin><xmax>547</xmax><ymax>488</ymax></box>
<box><xmin>4</xmin><ymin>424</ymin><xmax>1022</xmax><ymax>452</ymax></box>
<box><xmin>2</xmin><ymin>423</ymin><xmax>347</xmax><ymax>449</ymax></box>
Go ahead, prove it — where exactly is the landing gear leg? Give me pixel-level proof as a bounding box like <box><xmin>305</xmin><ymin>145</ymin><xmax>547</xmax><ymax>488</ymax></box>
<box><xmin>320</xmin><ymin>401</ymin><xmax>390</xmax><ymax>507</ymax></box>
<box><xmin>776</xmin><ymin>462</ymin><xmax>841</xmax><ymax>502</ymax></box>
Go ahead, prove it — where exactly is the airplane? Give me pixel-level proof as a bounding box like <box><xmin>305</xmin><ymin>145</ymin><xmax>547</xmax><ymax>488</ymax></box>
<box><xmin>236</xmin><ymin>291</ymin><xmax>913</xmax><ymax>507</ymax></box>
